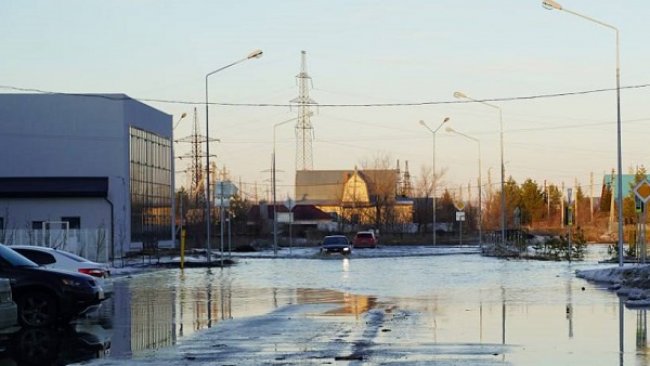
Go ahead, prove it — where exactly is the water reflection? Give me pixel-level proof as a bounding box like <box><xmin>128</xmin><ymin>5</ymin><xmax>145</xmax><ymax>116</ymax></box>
<box><xmin>96</xmin><ymin>251</ymin><xmax>650</xmax><ymax>364</ymax></box>
<box><xmin>106</xmin><ymin>268</ymin><xmax>377</xmax><ymax>359</ymax></box>
<box><xmin>637</xmin><ymin>310</ymin><xmax>647</xmax><ymax>366</ymax></box>
<box><xmin>0</xmin><ymin>325</ymin><xmax>109</xmax><ymax>365</ymax></box>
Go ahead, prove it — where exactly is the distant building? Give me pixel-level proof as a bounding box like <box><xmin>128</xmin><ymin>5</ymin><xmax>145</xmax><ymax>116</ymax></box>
<box><xmin>602</xmin><ymin>173</ymin><xmax>650</xmax><ymax>200</ymax></box>
<box><xmin>0</xmin><ymin>93</ymin><xmax>173</xmax><ymax>260</ymax></box>
<box><xmin>295</xmin><ymin>169</ymin><xmax>413</xmax><ymax>229</ymax></box>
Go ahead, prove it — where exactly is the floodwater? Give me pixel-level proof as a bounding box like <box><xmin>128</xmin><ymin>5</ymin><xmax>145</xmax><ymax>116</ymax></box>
<box><xmin>74</xmin><ymin>246</ymin><xmax>650</xmax><ymax>364</ymax></box>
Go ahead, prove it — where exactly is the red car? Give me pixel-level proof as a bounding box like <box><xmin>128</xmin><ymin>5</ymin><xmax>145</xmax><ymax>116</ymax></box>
<box><xmin>353</xmin><ymin>231</ymin><xmax>377</xmax><ymax>248</ymax></box>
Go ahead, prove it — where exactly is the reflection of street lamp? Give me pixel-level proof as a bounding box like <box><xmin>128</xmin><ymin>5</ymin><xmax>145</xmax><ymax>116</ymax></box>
<box><xmin>446</xmin><ymin>126</ymin><xmax>482</xmax><ymax>247</ymax></box>
<box><xmin>454</xmin><ymin>91</ymin><xmax>505</xmax><ymax>248</ymax></box>
<box><xmin>172</xmin><ymin>112</ymin><xmax>187</xmax><ymax>252</ymax></box>
<box><xmin>419</xmin><ymin>117</ymin><xmax>450</xmax><ymax>246</ymax></box>
<box><xmin>542</xmin><ymin>1</ymin><xmax>623</xmax><ymax>267</ymax></box>
<box><xmin>205</xmin><ymin>49</ymin><xmax>263</xmax><ymax>265</ymax></box>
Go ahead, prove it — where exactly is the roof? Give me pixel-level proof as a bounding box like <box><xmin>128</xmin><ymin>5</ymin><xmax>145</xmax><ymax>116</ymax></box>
<box><xmin>602</xmin><ymin>174</ymin><xmax>650</xmax><ymax>199</ymax></box>
<box><xmin>0</xmin><ymin>177</ymin><xmax>109</xmax><ymax>198</ymax></box>
<box><xmin>292</xmin><ymin>205</ymin><xmax>332</xmax><ymax>221</ymax></box>
<box><xmin>246</xmin><ymin>204</ymin><xmax>289</xmax><ymax>221</ymax></box>
<box><xmin>295</xmin><ymin>169</ymin><xmax>398</xmax><ymax>204</ymax></box>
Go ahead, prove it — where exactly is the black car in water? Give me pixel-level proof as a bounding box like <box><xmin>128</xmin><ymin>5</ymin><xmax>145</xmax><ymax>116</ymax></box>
<box><xmin>0</xmin><ymin>244</ymin><xmax>104</xmax><ymax>327</ymax></box>
<box><xmin>320</xmin><ymin>235</ymin><xmax>352</xmax><ymax>255</ymax></box>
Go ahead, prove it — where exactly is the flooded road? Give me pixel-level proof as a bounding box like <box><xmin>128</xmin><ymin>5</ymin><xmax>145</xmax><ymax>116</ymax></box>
<box><xmin>81</xmin><ymin>246</ymin><xmax>650</xmax><ymax>365</ymax></box>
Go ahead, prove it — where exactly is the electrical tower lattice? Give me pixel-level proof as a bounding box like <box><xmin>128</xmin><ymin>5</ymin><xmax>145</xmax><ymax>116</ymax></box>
<box><xmin>290</xmin><ymin>50</ymin><xmax>317</xmax><ymax>171</ymax></box>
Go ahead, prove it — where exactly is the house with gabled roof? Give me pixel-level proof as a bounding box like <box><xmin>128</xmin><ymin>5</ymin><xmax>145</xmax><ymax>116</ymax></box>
<box><xmin>295</xmin><ymin>168</ymin><xmax>413</xmax><ymax>229</ymax></box>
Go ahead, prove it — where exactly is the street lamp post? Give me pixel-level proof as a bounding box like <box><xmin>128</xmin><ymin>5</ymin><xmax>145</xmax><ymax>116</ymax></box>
<box><xmin>419</xmin><ymin>117</ymin><xmax>450</xmax><ymax>246</ymax></box>
<box><xmin>172</xmin><ymin>112</ymin><xmax>187</xmax><ymax>252</ymax></box>
<box><xmin>446</xmin><ymin>126</ymin><xmax>482</xmax><ymax>248</ymax></box>
<box><xmin>272</xmin><ymin>114</ymin><xmax>307</xmax><ymax>256</ymax></box>
<box><xmin>454</xmin><ymin>91</ymin><xmax>506</xmax><ymax>249</ymax></box>
<box><xmin>542</xmin><ymin>0</ymin><xmax>623</xmax><ymax>267</ymax></box>
<box><xmin>204</xmin><ymin>49</ymin><xmax>262</xmax><ymax>265</ymax></box>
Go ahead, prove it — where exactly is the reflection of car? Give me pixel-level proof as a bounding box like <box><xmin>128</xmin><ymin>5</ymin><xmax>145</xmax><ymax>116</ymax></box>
<box><xmin>10</xmin><ymin>245</ymin><xmax>112</xmax><ymax>294</ymax></box>
<box><xmin>0</xmin><ymin>244</ymin><xmax>105</xmax><ymax>327</ymax></box>
<box><xmin>0</xmin><ymin>279</ymin><xmax>17</xmax><ymax>329</ymax></box>
<box><xmin>353</xmin><ymin>231</ymin><xmax>378</xmax><ymax>248</ymax></box>
<box><xmin>320</xmin><ymin>235</ymin><xmax>352</xmax><ymax>255</ymax></box>
<box><xmin>0</xmin><ymin>325</ymin><xmax>110</xmax><ymax>365</ymax></box>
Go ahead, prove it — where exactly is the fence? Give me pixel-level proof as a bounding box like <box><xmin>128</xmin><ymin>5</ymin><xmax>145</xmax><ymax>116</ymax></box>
<box><xmin>0</xmin><ymin>228</ymin><xmax>109</xmax><ymax>263</ymax></box>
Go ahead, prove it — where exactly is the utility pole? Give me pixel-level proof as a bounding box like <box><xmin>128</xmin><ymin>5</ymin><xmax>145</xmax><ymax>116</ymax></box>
<box><xmin>609</xmin><ymin>169</ymin><xmax>616</xmax><ymax>233</ymax></box>
<box><xmin>545</xmin><ymin>180</ymin><xmax>550</xmax><ymax>225</ymax></box>
<box><xmin>590</xmin><ymin>172</ymin><xmax>594</xmax><ymax>223</ymax></box>
<box><xmin>560</xmin><ymin>182</ymin><xmax>564</xmax><ymax>228</ymax></box>
<box><xmin>575</xmin><ymin>177</ymin><xmax>579</xmax><ymax>227</ymax></box>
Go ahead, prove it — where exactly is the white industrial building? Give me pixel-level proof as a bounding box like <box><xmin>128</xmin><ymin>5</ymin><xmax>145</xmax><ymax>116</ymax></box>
<box><xmin>0</xmin><ymin>93</ymin><xmax>174</xmax><ymax>261</ymax></box>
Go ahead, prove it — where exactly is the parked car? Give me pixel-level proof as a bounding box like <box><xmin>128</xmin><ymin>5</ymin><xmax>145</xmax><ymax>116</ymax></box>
<box><xmin>320</xmin><ymin>235</ymin><xmax>352</xmax><ymax>255</ymax></box>
<box><xmin>0</xmin><ymin>279</ymin><xmax>17</xmax><ymax>329</ymax></box>
<box><xmin>353</xmin><ymin>231</ymin><xmax>378</xmax><ymax>248</ymax></box>
<box><xmin>10</xmin><ymin>246</ymin><xmax>112</xmax><ymax>294</ymax></box>
<box><xmin>0</xmin><ymin>244</ymin><xmax>105</xmax><ymax>327</ymax></box>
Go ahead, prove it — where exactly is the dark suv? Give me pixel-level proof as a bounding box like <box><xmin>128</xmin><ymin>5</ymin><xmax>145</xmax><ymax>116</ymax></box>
<box><xmin>0</xmin><ymin>244</ymin><xmax>104</xmax><ymax>327</ymax></box>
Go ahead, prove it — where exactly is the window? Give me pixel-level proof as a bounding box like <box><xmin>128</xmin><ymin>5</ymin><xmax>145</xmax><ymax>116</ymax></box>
<box><xmin>129</xmin><ymin>127</ymin><xmax>172</xmax><ymax>242</ymax></box>
<box><xmin>61</xmin><ymin>217</ymin><xmax>81</xmax><ymax>230</ymax></box>
<box><xmin>13</xmin><ymin>249</ymin><xmax>56</xmax><ymax>265</ymax></box>
<box><xmin>31</xmin><ymin>221</ymin><xmax>43</xmax><ymax>230</ymax></box>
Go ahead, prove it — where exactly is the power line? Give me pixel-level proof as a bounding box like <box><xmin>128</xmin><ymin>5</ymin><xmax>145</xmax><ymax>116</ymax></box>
<box><xmin>1</xmin><ymin>83</ymin><xmax>649</xmax><ymax>108</ymax></box>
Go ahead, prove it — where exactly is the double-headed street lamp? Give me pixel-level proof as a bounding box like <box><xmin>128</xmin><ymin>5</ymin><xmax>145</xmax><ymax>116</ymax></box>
<box><xmin>419</xmin><ymin>117</ymin><xmax>450</xmax><ymax>246</ymax></box>
<box><xmin>205</xmin><ymin>49</ymin><xmax>263</xmax><ymax>265</ymax></box>
<box><xmin>454</xmin><ymin>91</ymin><xmax>506</xmax><ymax>248</ymax></box>
<box><xmin>542</xmin><ymin>1</ymin><xmax>623</xmax><ymax>267</ymax></box>
<box><xmin>446</xmin><ymin>126</ymin><xmax>482</xmax><ymax>247</ymax></box>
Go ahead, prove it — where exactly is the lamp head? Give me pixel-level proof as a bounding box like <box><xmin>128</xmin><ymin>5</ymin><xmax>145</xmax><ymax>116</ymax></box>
<box><xmin>542</xmin><ymin>0</ymin><xmax>562</xmax><ymax>10</ymax></box>
<box><xmin>419</xmin><ymin>120</ymin><xmax>426</xmax><ymax>126</ymax></box>
<box><xmin>248</xmin><ymin>49</ymin><xmax>264</xmax><ymax>59</ymax></box>
<box><xmin>453</xmin><ymin>91</ymin><xmax>467</xmax><ymax>99</ymax></box>
<box><xmin>443</xmin><ymin>117</ymin><xmax>450</xmax><ymax>123</ymax></box>
<box><xmin>445</xmin><ymin>126</ymin><xmax>455</xmax><ymax>133</ymax></box>
<box><xmin>180</xmin><ymin>112</ymin><xmax>187</xmax><ymax>119</ymax></box>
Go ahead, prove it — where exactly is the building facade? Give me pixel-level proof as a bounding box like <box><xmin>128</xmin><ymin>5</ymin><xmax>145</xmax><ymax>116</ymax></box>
<box><xmin>295</xmin><ymin>169</ymin><xmax>413</xmax><ymax>231</ymax></box>
<box><xmin>0</xmin><ymin>93</ymin><xmax>173</xmax><ymax>260</ymax></box>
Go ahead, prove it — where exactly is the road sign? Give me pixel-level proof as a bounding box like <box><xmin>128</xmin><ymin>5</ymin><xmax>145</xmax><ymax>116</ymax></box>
<box><xmin>634</xmin><ymin>179</ymin><xmax>650</xmax><ymax>203</ymax></box>
<box><xmin>285</xmin><ymin>197</ymin><xmax>296</xmax><ymax>210</ymax></box>
<box><xmin>456</xmin><ymin>211</ymin><xmax>466</xmax><ymax>221</ymax></box>
<box><xmin>454</xmin><ymin>201</ymin><xmax>465</xmax><ymax>211</ymax></box>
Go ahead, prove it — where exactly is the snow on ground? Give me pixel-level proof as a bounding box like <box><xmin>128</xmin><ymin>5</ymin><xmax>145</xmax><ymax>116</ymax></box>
<box><xmin>170</xmin><ymin>245</ymin><xmax>481</xmax><ymax>262</ymax></box>
<box><xmin>577</xmin><ymin>263</ymin><xmax>650</xmax><ymax>307</ymax></box>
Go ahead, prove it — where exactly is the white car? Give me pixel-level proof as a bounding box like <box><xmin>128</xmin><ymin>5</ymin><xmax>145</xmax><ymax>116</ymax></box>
<box><xmin>9</xmin><ymin>246</ymin><xmax>112</xmax><ymax>294</ymax></box>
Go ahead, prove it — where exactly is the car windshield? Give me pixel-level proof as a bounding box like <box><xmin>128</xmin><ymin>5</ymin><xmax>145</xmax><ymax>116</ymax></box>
<box><xmin>0</xmin><ymin>245</ymin><xmax>38</xmax><ymax>268</ymax></box>
<box><xmin>357</xmin><ymin>233</ymin><xmax>373</xmax><ymax>239</ymax></box>
<box><xmin>323</xmin><ymin>236</ymin><xmax>347</xmax><ymax>245</ymax></box>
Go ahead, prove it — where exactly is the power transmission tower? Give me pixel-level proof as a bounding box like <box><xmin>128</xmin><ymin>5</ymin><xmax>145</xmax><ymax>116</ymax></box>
<box><xmin>403</xmin><ymin>160</ymin><xmax>413</xmax><ymax>197</ymax></box>
<box><xmin>176</xmin><ymin>108</ymin><xmax>206</xmax><ymax>207</ymax></box>
<box><xmin>290</xmin><ymin>50</ymin><xmax>317</xmax><ymax>171</ymax></box>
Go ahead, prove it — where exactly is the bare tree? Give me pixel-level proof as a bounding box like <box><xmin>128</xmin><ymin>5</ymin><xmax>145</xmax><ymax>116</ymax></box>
<box><xmin>414</xmin><ymin>165</ymin><xmax>448</xmax><ymax>234</ymax></box>
<box><xmin>360</xmin><ymin>153</ymin><xmax>398</xmax><ymax>231</ymax></box>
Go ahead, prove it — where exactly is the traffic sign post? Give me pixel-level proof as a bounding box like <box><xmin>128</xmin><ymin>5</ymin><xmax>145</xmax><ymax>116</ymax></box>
<box><xmin>633</xmin><ymin>180</ymin><xmax>650</xmax><ymax>263</ymax></box>
<box><xmin>456</xmin><ymin>211</ymin><xmax>465</xmax><ymax>245</ymax></box>
<box><xmin>285</xmin><ymin>198</ymin><xmax>295</xmax><ymax>254</ymax></box>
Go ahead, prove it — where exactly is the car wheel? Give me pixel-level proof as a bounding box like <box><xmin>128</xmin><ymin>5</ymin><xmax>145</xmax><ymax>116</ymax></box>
<box><xmin>17</xmin><ymin>292</ymin><xmax>58</xmax><ymax>327</ymax></box>
<box><xmin>14</xmin><ymin>327</ymin><xmax>59</xmax><ymax>364</ymax></box>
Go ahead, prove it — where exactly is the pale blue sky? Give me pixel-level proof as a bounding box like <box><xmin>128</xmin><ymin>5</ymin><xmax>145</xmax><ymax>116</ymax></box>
<box><xmin>2</xmin><ymin>1</ymin><xmax>649</xmax><ymax>201</ymax></box>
